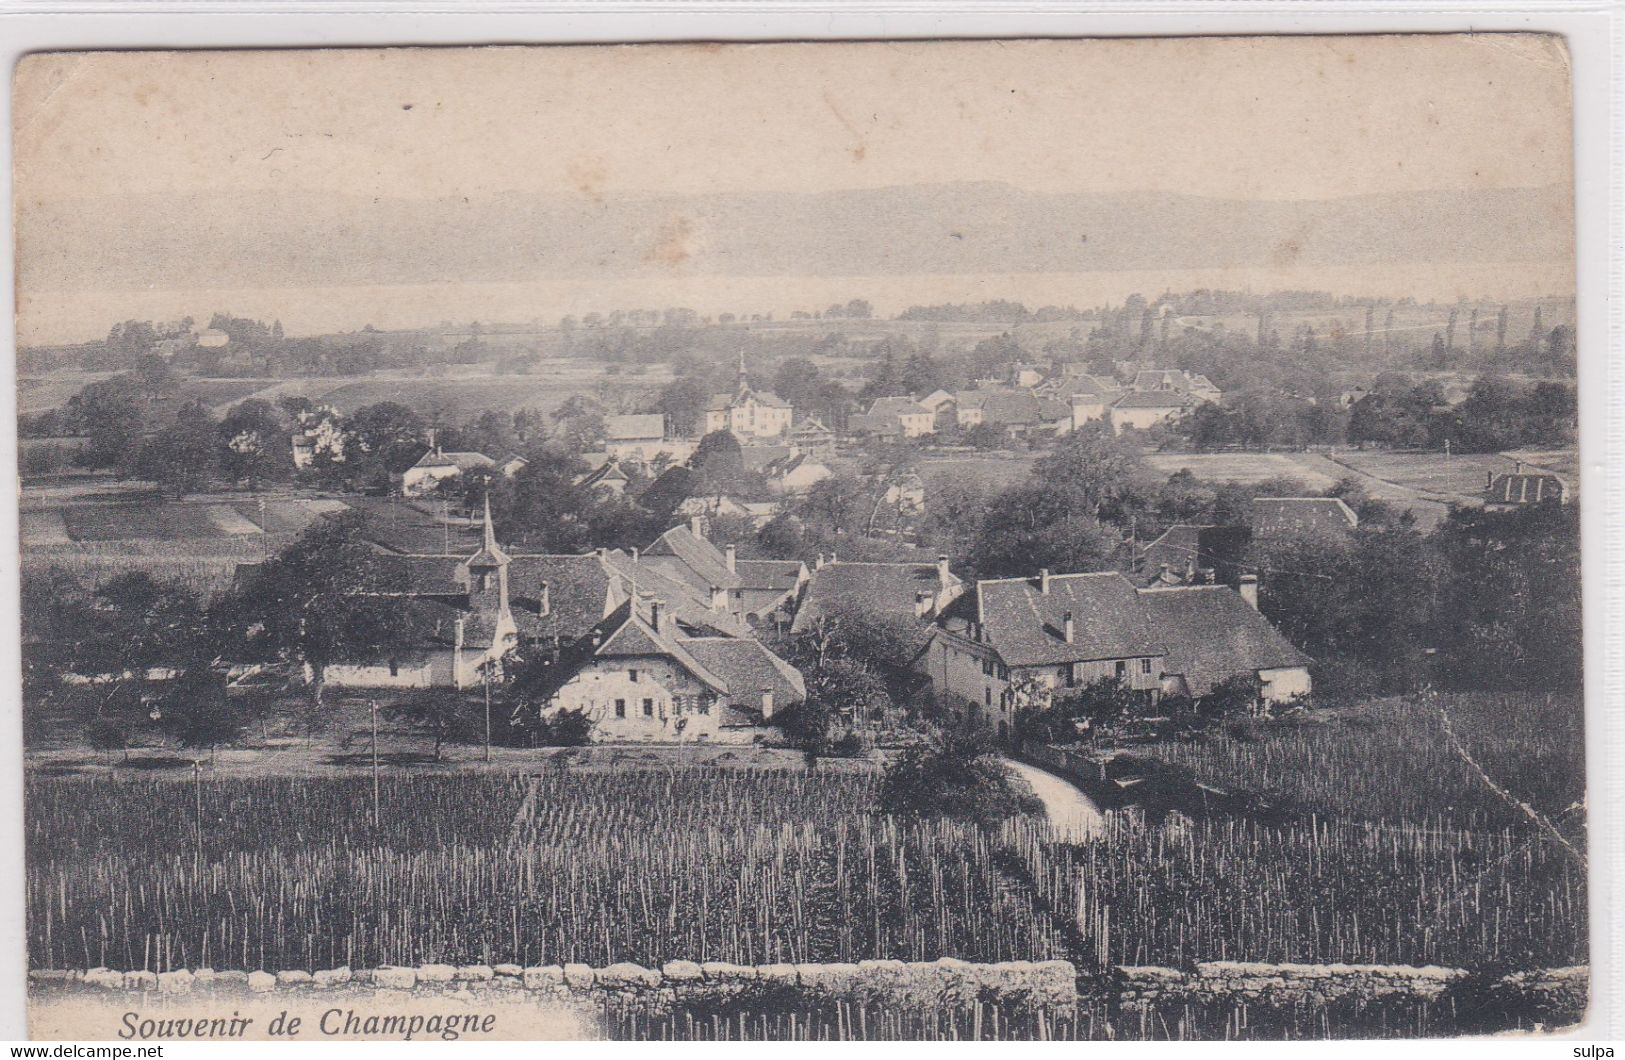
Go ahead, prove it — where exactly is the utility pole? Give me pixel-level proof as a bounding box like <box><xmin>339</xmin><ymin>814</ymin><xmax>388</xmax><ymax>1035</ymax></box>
<box><xmin>483</xmin><ymin>664</ymin><xmax>493</xmax><ymax>763</ymax></box>
<box><xmin>370</xmin><ymin>699</ymin><xmax>381</xmax><ymax>831</ymax></box>
<box><xmin>442</xmin><ymin>499</ymin><xmax>450</xmax><ymax>556</ymax></box>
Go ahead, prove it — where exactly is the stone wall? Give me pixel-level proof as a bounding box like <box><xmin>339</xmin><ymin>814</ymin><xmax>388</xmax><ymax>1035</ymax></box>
<box><xmin>30</xmin><ymin>959</ymin><xmax>1587</xmax><ymax>1027</ymax></box>
<box><xmin>1114</xmin><ymin>962</ymin><xmax>1588</xmax><ymax>1027</ymax></box>
<box><xmin>31</xmin><ymin>957</ymin><xmax>1079</xmax><ymax>1017</ymax></box>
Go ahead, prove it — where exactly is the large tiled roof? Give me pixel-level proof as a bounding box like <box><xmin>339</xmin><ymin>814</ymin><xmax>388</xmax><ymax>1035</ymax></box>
<box><xmin>505</xmin><ymin>553</ymin><xmax>619</xmax><ymax>642</ymax></box>
<box><xmin>954</xmin><ymin>388</ymin><xmax>1067</xmax><ymax>426</ymax></box>
<box><xmin>604</xmin><ymin>414</ymin><xmax>666</xmax><ymax>441</ymax></box>
<box><xmin>381</xmin><ymin>554</ymin><xmax>468</xmax><ymax>596</ymax></box>
<box><xmin>1252</xmin><ymin>497</ymin><xmax>1358</xmax><ymax>537</ymax></box>
<box><xmin>1138</xmin><ymin>586</ymin><xmax>1310</xmax><ymax>695</ymax></box>
<box><xmin>958</xmin><ymin>572</ymin><xmax>1160</xmax><ymax>667</ymax></box>
<box><xmin>410</xmin><ymin>450</ymin><xmax>495</xmax><ymax>471</ymax></box>
<box><xmin>733</xmin><ymin>559</ymin><xmax>805</xmax><ymax>592</ymax></box>
<box><xmin>643</xmin><ymin>525</ymin><xmax>741</xmax><ymax>590</ymax></box>
<box><xmin>707</xmin><ymin>387</ymin><xmax>790</xmax><ymax>411</ymax></box>
<box><xmin>740</xmin><ymin>445</ymin><xmax>794</xmax><ymax>472</ymax></box>
<box><xmin>684</xmin><ymin>637</ymin><xmax>806</xmax><ymax>703</ymax></box>
<box><xmin>1112</xmin><ymin>390</ymin><xmax>1195</xmax><ymax>410</ymax></box>
<box><xmin>791</xmin><ymin>561</ymin><xmax>954</xmax><ymax>644</ymax></box>
<box><xmin>867</xmin><ymin>396</ymin><xmax>932</xmax><ymax>417</ymax></box>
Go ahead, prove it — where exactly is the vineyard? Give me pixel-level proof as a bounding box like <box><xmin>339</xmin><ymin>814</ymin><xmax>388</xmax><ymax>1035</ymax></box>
<box><xmin>26</xmin><ymin>703</ymin><xmax>1588</xmax><ymax>979</ymax></box>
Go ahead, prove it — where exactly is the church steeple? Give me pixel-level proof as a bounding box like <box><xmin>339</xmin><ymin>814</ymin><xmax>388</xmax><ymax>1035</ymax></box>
<box><xmin>735</xmin><ymin>349</ymin><xmax>751</xmax><ymax>396</ymax></box>
<box><xmin>465</xmin><ymin>492</ymin><xmax>510</xmax><ymax>610</ymax></box>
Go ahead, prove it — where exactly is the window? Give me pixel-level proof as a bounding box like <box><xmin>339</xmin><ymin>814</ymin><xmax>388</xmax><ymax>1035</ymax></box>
<box><xmin>1141</xmin><ymin>657</ymin><xmax>1153</xmax><ymax>675</ymax></box>
<box><xmin>984</xmin><ymin>687</ymin><xmax>993</xmax><ymax>706</ymax></box>
<box><xmin>629</xmin><ymin>669</ymin><xmax>639</xmax><ymax>683</ymax></box>
<box><xmin>1115</xmin><ymin>660</ymin><xmax>1127</xmax><ymax>678</ymax></box>
<box><xmin>1066</xmin><ymin>665</ymin><xmax>1077</xmax><ymax>688</ymax></box>
<box><xmin>642</xmin><ymin>698</ymin><xmax>654</xmax><ymax>717</ymax></box>
<box><xmin>388</xmin><ymin>660</ymin><xmax>399</xmax><ymax>677</ymax></box>
<box><xmin>698</xmin><ymin>697</ymin><xmax>711</xmax><ymax>716</ymax></box>
<box><xmin>615</xmin><ymin>699</ymin><xmax>626</xmax><ymax>718</ymax></box>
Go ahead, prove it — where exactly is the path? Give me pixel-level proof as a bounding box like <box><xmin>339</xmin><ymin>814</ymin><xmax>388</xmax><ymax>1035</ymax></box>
<box><xmin>1001</xmin><ymin>757</ymin><xmax>1105</xmax><ymax>841</ymax></box>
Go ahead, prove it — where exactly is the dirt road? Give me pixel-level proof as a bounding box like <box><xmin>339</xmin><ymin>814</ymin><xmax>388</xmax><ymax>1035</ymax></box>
<box><xmin>1002</xmin><ymin>757</ymin><xmax>1105</xmax><ymax>841</ymax></box>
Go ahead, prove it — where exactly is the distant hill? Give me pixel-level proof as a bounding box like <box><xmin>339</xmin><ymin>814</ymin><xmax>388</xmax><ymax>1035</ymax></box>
<box><xmin>19</xmin><ymin>181</ymin><xmax>1571</xmax><ymax>293</ymax></box>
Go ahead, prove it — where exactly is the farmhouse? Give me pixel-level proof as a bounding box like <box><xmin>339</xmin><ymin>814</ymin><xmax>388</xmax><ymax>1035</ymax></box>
<box><xmin>1252</xmin><ymin>497</ymin><xmax>1359</xmax><ymax>538</ymax></box>
<box><xmin>399</xmin><ymin>447</ymin><xmax>496</xmax><ymax>498</ymax></box>
<box><xmin>603</xmin><ymin>414</ymin><xmax>682</xmax><ymax>462</ymax></box>
<box><xmin>703</xmin><ymin>362</ymin><xmax>793</xmax><ymax>441</ymax></box>
<box><xmin>915</xmin><ymin>569</ymin><xmax>1309</xmax><ymax>736</ymax></box>
<box><xmin>576</xmin><ymin>456</ymin><xmax>632</xmax><ymax>495</ymax></box>
<box><xmin>954</xmin><ymin>389</ymin><xmax>1069</xmax><ymax>438</ymax></box>
<box><xmin>1484</xmin><ymin>463</ymin><xmax>1569</xmax><ymax>510</ymax></box>
<box><xmin>762</xmin><ymin>451</ymin><xmax>834</xmax><ymax>495</ymax></box>
<box><xmin>318</xmin><ymin>498</ymin><xmax>520</xmax><ymax>688</ymax></box>
<box><xmin>789</xmin><ymin>418</ymin><xmax>837</xmax><ymax>456</ymax></box>
<box><xmin>1107</xmin><ymin>390</ymin><xmax>1198</xmax><ymax>435</ymax></box>
<box><xmin>857</xmin><ymin>397</ymin><xmax>936</xmax><ymax>439</ymax></box>
<box><xmin>1130</xmin><ymin>368</ymin><xmax>1223</xmax><ymax>404</ymax></box>
<box><xmin>302</xmin><ymin>504</ymin><xmax>771</xmax><ymax>693</ymax></box>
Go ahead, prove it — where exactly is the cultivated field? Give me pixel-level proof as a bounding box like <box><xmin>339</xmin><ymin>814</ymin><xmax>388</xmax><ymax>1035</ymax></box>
<box><xmin>1141</xmin><ymin>447</ymin><xmax>1577</xmax><ymax>529</ymax></box>
<box><xmin>17</xmin><ymin>481</ymin><xmax>470</xmax><ymax>597</ymax></box>
<box><xmin>27</xmin><ymin>692</ymin><xmax>1586</xmax><ymax>980</ymax></box>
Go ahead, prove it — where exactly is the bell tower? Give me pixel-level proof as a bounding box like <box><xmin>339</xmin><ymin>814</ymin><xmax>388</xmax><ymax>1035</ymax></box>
<box><xmin>464</xmin><ymin>492</ymin><xmax>510</xmax><ymax>615</ymax></box>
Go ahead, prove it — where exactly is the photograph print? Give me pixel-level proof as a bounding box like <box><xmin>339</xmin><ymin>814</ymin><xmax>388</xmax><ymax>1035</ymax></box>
<box><xmin>13</xmin><ymin>36</ymin><xmax>1586</xmax><ymax>1041</ymax></box>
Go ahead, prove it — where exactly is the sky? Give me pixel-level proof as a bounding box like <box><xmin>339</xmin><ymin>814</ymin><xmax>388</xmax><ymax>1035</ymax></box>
<box><xmin>12</xmin><ymin>36</ymin><xmax>1575</xmax><ymax>342</ymax></box>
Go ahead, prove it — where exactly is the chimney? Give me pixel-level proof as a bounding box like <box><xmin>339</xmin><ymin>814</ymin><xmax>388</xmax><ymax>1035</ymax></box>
<box><xmin>710</xmin><ymin>585</ymin><xmax>727</xmax><ymax>612</ymax></box>
<box><xmin>630</xmin><ymin>547</ymin><xmax>639</xmax><ymax>563</ymax></box>
<box><xmin>1063</xmin><ymin>611</ymin><xmax>1075</xmax><ymax>644</ymax></box>
<box><xmin>595</xmin><ymin>546</ymin><xmax>607</xmax><ymax>561</ymax></box>
<box><xmin>725</xmin><ymin>544</ymin><xmax>737</xmax><ymax>573</ymax></box>
<box><xmin>1515</xmin><ymin>460</ymin><xmax>1524</xmax><ymax>474</ymax></box>
<box><xmin>689</xmin><ymin>514</ymin><xmax>705</xmax><ymax>539</ymax></box>
<box><xmin>539</xmin><ymin>580</ymin><xmax>551</xmax><ymax>617</ymax></box>
<box><xmin>815</xmin><ymin>552</ymin><xmax>826</xmax><ymax>571</ymax></box>
<box><xmin>1039</xmin><ymin>568</ymin><xmax>1051</xmax><ymax>595</ymax></box>
<box><xmin>760</xmin><ymin>690</ymin><xmax>775</xmax><ymax>719</ymax></box>
<box><xmin>1487</xmin><ymin>470</ymin><xmax>1494</xmax><ymax>489</ymax></box>
<box><xmin>830</xmin><ymin>550</ymin><xmax>838</xmax><ymax>564</ymax></box>
<box><xmin>1238</xmin><ymin>574</ymin><xmax>1259</xmax><ymax>610</ymax></box>
<box><xmin>936</xmin><ymin>554</ymin><xmax>951</xmax><ymax>588</ymax></box>
<box><xmin>649</xmin><ymin>599</ymin><xmax>662</xmax><ymax>633</ymax></box>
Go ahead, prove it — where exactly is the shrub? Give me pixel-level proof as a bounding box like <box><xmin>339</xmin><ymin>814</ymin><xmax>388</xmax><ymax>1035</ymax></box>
<box><xmin>880</xmin><ymin>726</ymin><xmax>1042</xmax><ymax>826</ymax></box>
<box><xmin>538</xmin><ymin>707</ymin><xmax>593</xmax><ymax>747</ymax></box>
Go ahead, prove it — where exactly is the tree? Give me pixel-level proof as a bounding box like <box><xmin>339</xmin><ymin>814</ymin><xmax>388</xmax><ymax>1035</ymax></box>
<box><xmin>879</xmin><ymin>725</ymin><xmax>1041</xmax><ymax>826</ymax></box>
<box><xmin>219</xmin><ymin>398</ymin><xmax>290</xmax><ymax>488</ymax></box>
<box><xmin>345</xmin><ymin>401</ymin><xmax>426</xmax><ymax>485</ymax></box>
<box><xmin>387</xmin><ymin>687</ymin><xmax>479</xmax><ymax>760</ymax></box>
<box><xmin>159</xmin><ymin>668</ymin><xmax>246</xmax><ymax>761</ymax></box>
<box><xmin>67</xmin><ymin>379</ymin><xmax>144</xmax><ymax>470</ymax></box>
<box><xmin>490</xmin><ymin>451</ymin><xmax>594</xmax><ymax>552</ymax></box>
<box><xmin>550</xmin><ymin>396</ymin><xmax>606</xmax><ymax>454</ymax></box>
<box><xmin>226</xmin><ymin>514</ymin><xmax>414</xmax><ymax>721</ymax></box>
<box><xmin>133</xmin><ymin>401</ymin><xmax>220</xmax><ymax>499</ymax></box>
<box><xmin>655</xmin><ymin>376</ymin><xmax>711</xmax><ymax>437</ymax></box>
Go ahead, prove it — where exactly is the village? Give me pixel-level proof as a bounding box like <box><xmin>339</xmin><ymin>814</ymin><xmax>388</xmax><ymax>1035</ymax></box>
<box><xmin>19</xmin><ymin>312</ymin><xmax>1577</xmax><ymax>761</ymax></box>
